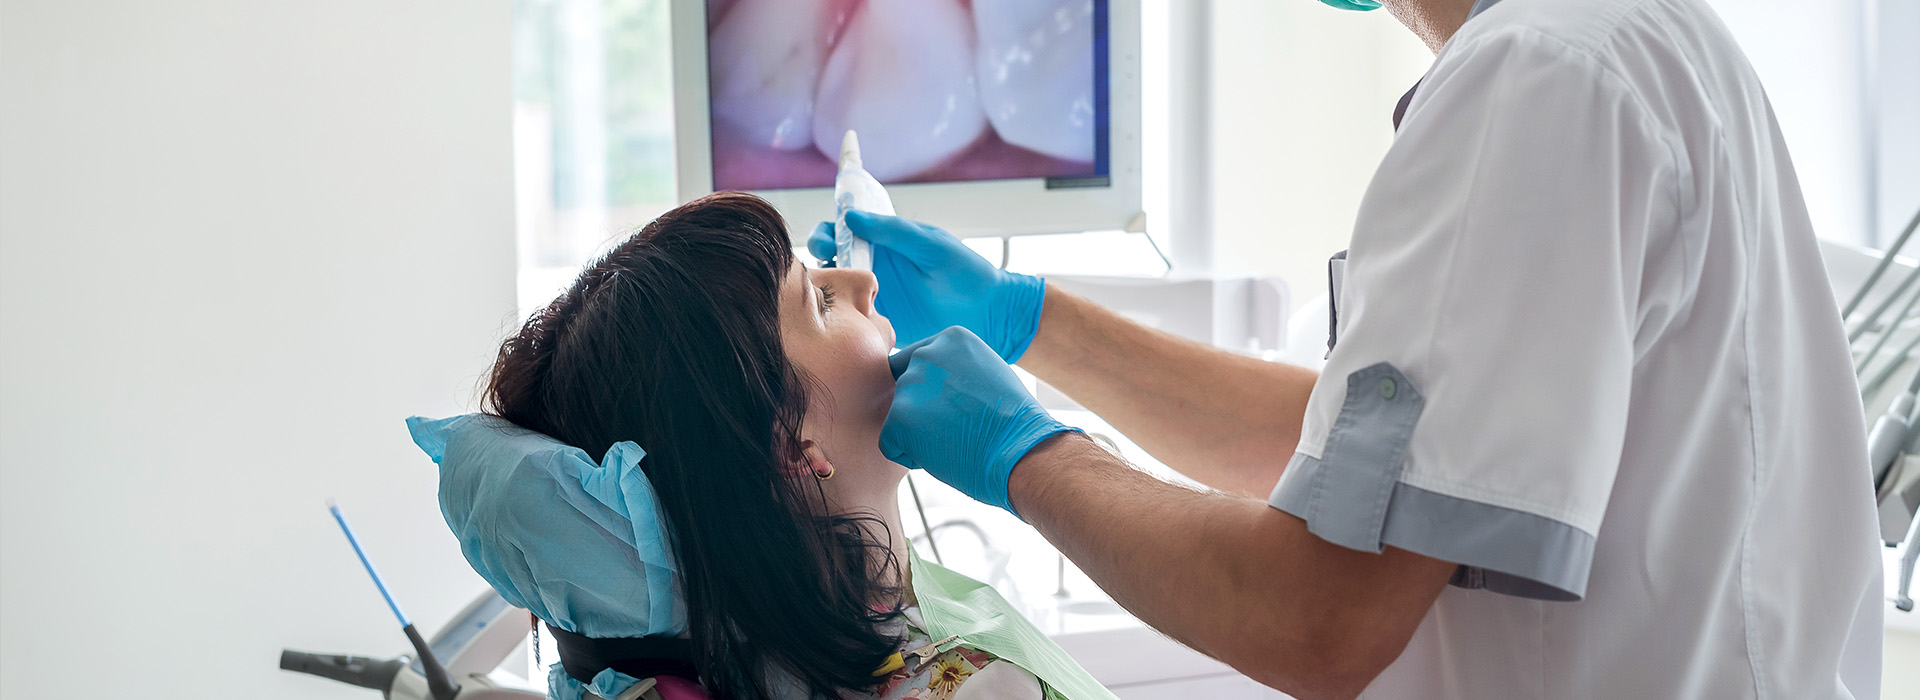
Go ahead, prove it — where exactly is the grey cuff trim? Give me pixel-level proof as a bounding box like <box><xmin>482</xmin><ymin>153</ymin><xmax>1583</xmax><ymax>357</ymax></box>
<box><xmin>1272</xmin><ymin>453</ymin><xmax>1596</xmax><ymax>601</ymax></box>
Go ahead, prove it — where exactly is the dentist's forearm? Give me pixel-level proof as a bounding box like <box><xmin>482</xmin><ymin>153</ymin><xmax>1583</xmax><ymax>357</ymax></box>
<box><xmin>1016</xmin><ymin>287</ymin><xmax>1319</xmax><ymax>496</ymax></box>
<box><xmin>1008</xmin><ymin>434</ymin><xmax>1455</xmax><ymax>700</ymax></box>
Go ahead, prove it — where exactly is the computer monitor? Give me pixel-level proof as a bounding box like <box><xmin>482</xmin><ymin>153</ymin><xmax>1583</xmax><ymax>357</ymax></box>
<box><xmin>671</xmin><ymin>0</ymin><xmax>1143</xmax><ymax>241</ymax></box>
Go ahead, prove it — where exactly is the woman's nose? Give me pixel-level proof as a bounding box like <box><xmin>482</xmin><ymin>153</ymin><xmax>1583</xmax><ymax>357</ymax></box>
<box><xmin>848</xmin><ymin>270</ymin><xmax>879</xmax><ymax>315</ymax></box>
<box><xmin>820</xmin><ymin>268</ymin><xmax>880</xmax><ymax>315</ymax></box>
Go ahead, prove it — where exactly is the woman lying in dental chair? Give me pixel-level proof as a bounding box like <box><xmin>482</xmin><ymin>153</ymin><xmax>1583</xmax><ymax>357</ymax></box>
<box><xmin>409</xmin><ymin>192</ymin><xmax>1115</xmax><ymax>700</ymax></box>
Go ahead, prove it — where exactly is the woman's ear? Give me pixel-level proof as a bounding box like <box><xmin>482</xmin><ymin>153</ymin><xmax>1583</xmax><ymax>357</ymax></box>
<box><xmin>784</xmin><ymin>438</ymin><xmax>835</xmax><ymax>480</ymax></box>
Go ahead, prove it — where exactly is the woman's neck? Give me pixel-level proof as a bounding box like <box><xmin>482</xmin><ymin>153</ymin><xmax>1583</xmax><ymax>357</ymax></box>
<box><xmin>818</xmin><ymin>467</ymin><xmax>914</xmax><ymax>599</ymax></box>
<box><xmin>864</xmin><ymin>490</ymin><xmax>911</xmax><ymax>594</ymax></box>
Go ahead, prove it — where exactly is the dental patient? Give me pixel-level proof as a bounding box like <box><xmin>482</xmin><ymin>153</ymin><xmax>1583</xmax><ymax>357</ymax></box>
<box><xmin>408</xmin><ymin>192</ymin><xmax>1111</xmax><ymax>700</ymax></box>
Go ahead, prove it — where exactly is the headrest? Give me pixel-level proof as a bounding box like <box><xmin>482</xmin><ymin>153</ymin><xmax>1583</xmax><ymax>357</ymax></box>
<box><xmin>407</xmin><ymin>414</ymin><xmax>685</xmax><ymax>639</ymax></box>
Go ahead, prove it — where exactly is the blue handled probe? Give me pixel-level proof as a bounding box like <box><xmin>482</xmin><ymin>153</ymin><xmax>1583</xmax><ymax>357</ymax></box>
<box><xmin>328</xmin><ymin>500</ymin><xmax>462</xmax><ymax>700</ymax></box>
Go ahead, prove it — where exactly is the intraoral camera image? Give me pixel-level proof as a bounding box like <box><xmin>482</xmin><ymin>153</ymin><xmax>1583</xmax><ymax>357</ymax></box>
<box><xmin>706</xmin><ymin>0</ymin><xmax>1108</xmax><ymax>190</ymax></box>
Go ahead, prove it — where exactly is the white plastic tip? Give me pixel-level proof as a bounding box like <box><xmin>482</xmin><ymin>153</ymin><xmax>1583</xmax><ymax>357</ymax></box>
<box><xmin>326</xmin><ymin>498</ymin><xmax>340</xmax><ymax>510</ymax></box>
<box><xmin>839</xmin><ymin>130</ymin><xmax>863</xmax><ymax>170</ymax></box>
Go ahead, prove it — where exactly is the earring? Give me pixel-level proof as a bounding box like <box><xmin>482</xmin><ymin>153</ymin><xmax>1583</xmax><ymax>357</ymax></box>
<box><xmin>814</xmin><ymin>462</ymin><xmax>835</xmax><ymax>480</ymax></box>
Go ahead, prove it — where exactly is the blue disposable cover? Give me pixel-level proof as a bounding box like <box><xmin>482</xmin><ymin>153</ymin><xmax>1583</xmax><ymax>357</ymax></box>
<box><xmin>406</xmin><ymin>414</ymin><xmax>687</xmax><ymax>699</ymax></box>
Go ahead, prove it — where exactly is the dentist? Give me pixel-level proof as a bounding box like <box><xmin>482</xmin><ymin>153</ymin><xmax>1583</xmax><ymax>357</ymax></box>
<box><xmin>813</xmin><ymin>0</ymin><xmax>1885</xmax><ymax>697</ymax></box>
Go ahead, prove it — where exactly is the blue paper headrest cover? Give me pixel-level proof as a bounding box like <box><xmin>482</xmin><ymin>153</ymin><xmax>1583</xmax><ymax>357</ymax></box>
<box><xmin>407</xmin><ymin>414</ymin><xmax>686</xmax><ymax>638</ymax></box>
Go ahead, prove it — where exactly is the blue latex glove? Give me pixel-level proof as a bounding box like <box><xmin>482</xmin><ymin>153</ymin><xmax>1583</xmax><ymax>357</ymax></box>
<box><xmin>881</xmin><ymin>327</ymin><xmax>1080</xmax><ymax>515</ymax></box>
<box><xmin>808</xmin><ymin>211</ymin><xmax>1047</xmax><ymax>362</ymax></box>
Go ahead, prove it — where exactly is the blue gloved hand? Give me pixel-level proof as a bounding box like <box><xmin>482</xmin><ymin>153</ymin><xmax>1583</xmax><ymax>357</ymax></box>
<box><xmin>808</xmin><ymin>211</ymin><xmax>1047</xmax><ymax>362</ymax></box>
<box><xmin>880</xmin><ymin>327</ymin><xmax>1080</xmax><ymax>515</ymax></box>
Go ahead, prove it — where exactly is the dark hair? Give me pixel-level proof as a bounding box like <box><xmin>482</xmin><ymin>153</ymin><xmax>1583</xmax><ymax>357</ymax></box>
<box><xmin>484</xmin><ymin>192</ymin><xmax>902</xmax><ymax>700</ymax></box>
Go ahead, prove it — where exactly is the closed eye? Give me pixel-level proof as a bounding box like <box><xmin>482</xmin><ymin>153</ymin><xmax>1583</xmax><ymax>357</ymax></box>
<box><xmin>816</xmin><ymin>285</ymin><xmax>837</xmax><ymax>314</ymax></box>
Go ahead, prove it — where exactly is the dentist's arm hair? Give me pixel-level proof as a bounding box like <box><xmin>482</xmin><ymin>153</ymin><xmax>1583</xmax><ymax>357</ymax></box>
<box><xmin>1016</xmin><ymin>287</ymin><xmax>1319</xmax><ymax>497</ymax></box>
<box><xmin>1010</xmin><ymin>434</ymin><xmax>1456</xmax><ymax>700</ymax></box>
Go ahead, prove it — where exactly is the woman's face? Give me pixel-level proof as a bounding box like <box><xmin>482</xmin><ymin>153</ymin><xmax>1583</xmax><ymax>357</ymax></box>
<box><xmin>777</xmin><ymin>258</ymin><xmax>903</xmax><ymax>490</ymax></box>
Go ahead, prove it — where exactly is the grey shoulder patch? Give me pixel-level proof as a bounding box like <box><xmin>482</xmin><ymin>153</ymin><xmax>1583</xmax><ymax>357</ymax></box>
<box><xmin>1269</xmin><ymin>362</ymin><xmax>1596</xmax><ymax>601</ymax></box>
<box><xmin>1295</xmin><ymin>362</ymin><xmax>1425</xmax><ymax>553</ymax></box>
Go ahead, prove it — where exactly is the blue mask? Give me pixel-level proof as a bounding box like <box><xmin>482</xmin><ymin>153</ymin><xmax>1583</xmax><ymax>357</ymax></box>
<box><xmin>1318</xmin><ymin>0</ymin><xmax>1381</xmax><ymax>9</ymax></box>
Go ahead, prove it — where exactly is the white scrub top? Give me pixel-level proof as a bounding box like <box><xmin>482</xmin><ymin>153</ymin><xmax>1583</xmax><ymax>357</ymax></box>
<box><xmin>1266</xmin><ymin>0</ymin><xmax>1886</xmax><ymax>697</ymax></box>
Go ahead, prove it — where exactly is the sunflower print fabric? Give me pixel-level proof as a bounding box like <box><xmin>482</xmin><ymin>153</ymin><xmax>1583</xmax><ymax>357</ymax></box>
<box><xmin>869</xmin><ymin>608</ymin><xmax>1045</xmax><ymax>700</ymax></box>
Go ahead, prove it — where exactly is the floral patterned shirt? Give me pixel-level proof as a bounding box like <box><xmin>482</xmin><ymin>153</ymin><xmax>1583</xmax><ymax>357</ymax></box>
<box><xmin>869</xmin><ymin>607</ymin><xmax>1046</xmax><ymax>700</ymax></box>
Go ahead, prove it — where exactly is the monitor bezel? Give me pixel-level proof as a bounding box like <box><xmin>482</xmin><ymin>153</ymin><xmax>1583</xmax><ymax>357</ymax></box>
<box><xmin>669</xmin><ymin>0</ymin><xmax>1144</xmax><ymax>242</ymax></box>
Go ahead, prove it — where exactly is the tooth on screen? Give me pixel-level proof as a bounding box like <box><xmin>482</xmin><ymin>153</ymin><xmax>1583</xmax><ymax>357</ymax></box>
<box><xmin>812</xmin><ymin>0</ymin><xmax>988</xmax><ymax>181</ymax></box>
<box><xmin>709</xmin><ymin>0</ymin><xmax>832</xmax><ymax>151</ymax></box>
<box><xmin>973</xmin><ymin>0</ymin><xmax>1096</xmax><ymax>163</ymax></box>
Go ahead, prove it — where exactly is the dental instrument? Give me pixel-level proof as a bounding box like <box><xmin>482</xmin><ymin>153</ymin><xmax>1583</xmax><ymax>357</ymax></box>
<box><xmin>1856</xmin><ymin>283</ymin><xmax>1920</xmax><ymax>376</ymax></box>
<box><xmin>1855</xmin><ymin>326</ymin><xmax>1920</xmax><ymax>400</ymax></box>
<box><xmin>1841</xmin><ymin>207</ymin><xmax>1920</xmax><ymax>318</ymax></box>
<box><xmin>282</xmin><ymin>588</ymin><xmax>540</xmax><ymax>699</ymax></box>
<box><xmin>282</xmin><ymin>504</ymin><xmax>539</xmax><ymax>699</ymax></box>
<box><xmin>833</xmin><ymin>130</ymin><xmax>893</xmax><ymax>271</ymax></box>
<box><xmin>1897</xmin><ymin>511</ymin><xmax>1919</xmax><ymax>612</ymax></box>
<box><xmin>1866</xmin><ymin>366</ymin><xmax>1920</xmax><ymax>488</ymax></box>
<box><xmin>1846</xmin><ymin>208</ymin><xmax>1920</xmax><ymax>344</ymax></box>
<box><xmin>1848</xmin><ymin>211</ymin><xmax>1920</xmax><ymax>618</ymax></box>
<box><xmin>328</xmin><ymin>501</ymin><xmax>462</xmax><ymax>700</ymax></box>
<box><xmin>1849</xmin><ymin>262</ymin><xmax>1920</xmax><ymax>344</ymax></box>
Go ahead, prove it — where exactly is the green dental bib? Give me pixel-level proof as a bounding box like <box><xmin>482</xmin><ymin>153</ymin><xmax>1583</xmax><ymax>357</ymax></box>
<box><xmin>908</xmin><ymin>549</ymin><xmax>1119</xmax><ymax>700</ymax></box>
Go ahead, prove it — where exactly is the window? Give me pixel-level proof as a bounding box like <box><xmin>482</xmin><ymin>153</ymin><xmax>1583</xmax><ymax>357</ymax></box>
<box><xmin>513</xmin><ymin>0</ymin><xmax>676</xmax><ymax>314</ymax></box>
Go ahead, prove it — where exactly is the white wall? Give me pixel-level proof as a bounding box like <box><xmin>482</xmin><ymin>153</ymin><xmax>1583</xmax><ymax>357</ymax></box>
<box><xmin>1872</xmin><ymin>0</ymin><xmax>1920</xmax><ymax>247</ymax></box>
<box><xmin>1886</xmin><ymin>629</ymin><xmax>1920</xmax><ymax>699</ymax></box>
<box><xmin>1705</xmin><ymin>0</ymin><xmax>1874</xmax><ymax>245</ymax></box>
<box><xmin>0</xmin><ymin>1</ymin><xmax>517</xmax><ymax>698</ymax></box>
<box><xmin>1205</xmin><ymin>0</ymin><xmax>1432</xmax><ymax>308</ymax></box>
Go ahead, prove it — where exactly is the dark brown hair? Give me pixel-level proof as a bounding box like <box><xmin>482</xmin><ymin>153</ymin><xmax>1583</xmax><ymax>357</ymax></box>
<box><xmin>485</xmin><ymin>192</ymin><xmax>901</xmax><ymax>700</ymax></box>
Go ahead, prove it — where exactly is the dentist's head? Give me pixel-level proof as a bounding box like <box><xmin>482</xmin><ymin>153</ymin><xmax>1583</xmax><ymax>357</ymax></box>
<box><xmin>484</xmin><ymin>191</ymin><xmax>903</xmax><ymax>700</ymax></box>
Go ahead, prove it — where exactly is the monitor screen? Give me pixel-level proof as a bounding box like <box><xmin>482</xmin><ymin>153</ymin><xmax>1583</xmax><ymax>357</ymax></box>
<box><xmin>704</xmin><ymin>0</ymin><xmax>1109</xmax><ymax>192</ymax></box>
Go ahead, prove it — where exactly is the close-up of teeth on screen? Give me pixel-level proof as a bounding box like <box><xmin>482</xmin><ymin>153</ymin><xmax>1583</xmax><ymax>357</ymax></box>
<box><xmin>706</xmin><ymin>0</ymin><xmax>1106</xmax><ymax>191</ymax></box>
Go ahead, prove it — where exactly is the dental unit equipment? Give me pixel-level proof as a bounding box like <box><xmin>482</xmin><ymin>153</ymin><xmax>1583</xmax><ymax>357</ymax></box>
<box><xmin>1856</xmin><ymin>284</ymin><xmax>1920</xmax><ymax>375</ymax></box>
<box><xmin>281</xmin><ymin>502</ymin><xmax>540</xmax><ymax>699</ymax></box>
<box><xmin>1841</xmin><ymin>204</ymin><xmax>1920</xmax><ymax>615</ymax></box>
<box><xmin>1847</xmin><ymin>207</ymin><xmax>1920</xmax><ymax>340</ymax></box>
<box><xmin>1841</xmin><ymin>206</ymin><xmax>1920</xmax><ymax>319</ymax></box>
<box><xmin>332</xmin><ymin>500</ymin><xmax>461</xmax><ymax>700</ymax></box>
<box><xmin>1900</xmin><ymin>513</ymin><xmax>1920</xmax><ymax>612</ymax></box>
<box><xmin>1865</xmin><ymin>366</ymin><xmax>1920</xmax><ymax>489</ymax></box>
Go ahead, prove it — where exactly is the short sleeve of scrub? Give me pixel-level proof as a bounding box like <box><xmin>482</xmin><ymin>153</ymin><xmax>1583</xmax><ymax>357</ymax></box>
<box><xmin>1268</xmin><ymin>27</ymin><xmax>1682</xmax><ymax>601</ymax></box>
